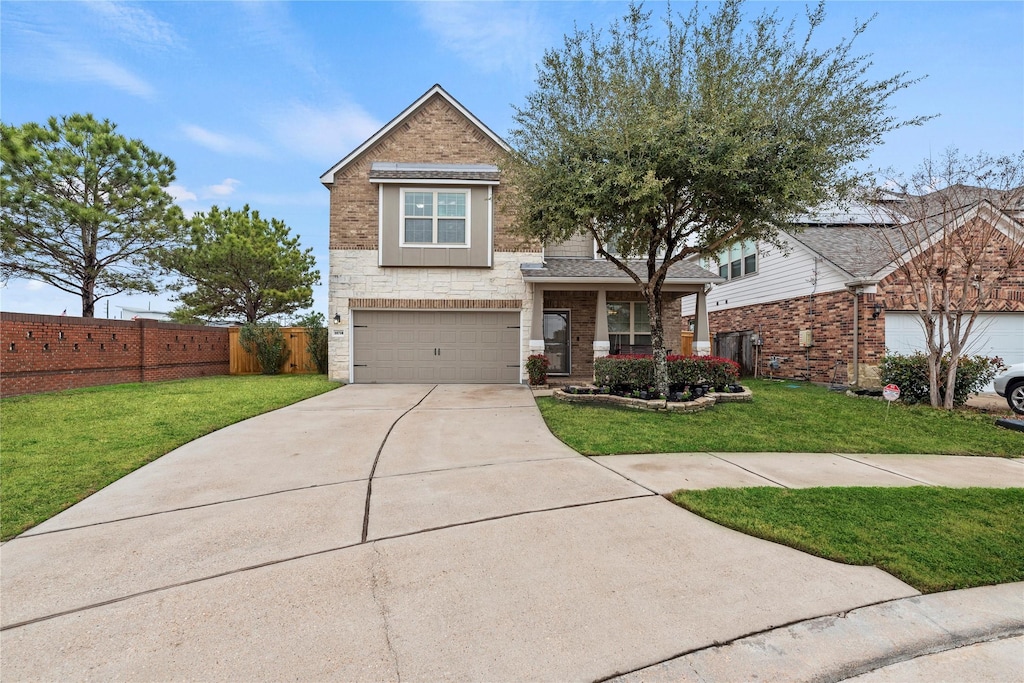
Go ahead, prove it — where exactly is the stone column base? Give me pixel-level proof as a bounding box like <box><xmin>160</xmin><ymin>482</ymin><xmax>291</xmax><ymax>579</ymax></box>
<box><xmin>593</xmin><ymin>341</ymin><xmax>610</xmax><ymax>359</ymax></box>
<box><xmin>693</xmin><ymin>341</ymin><xmax>712</xmax><ymax>356</ymax></box>
<box><xmin>529</xmin><ymin>340</ymin><xmax>545</xmax><ymax>355</ymax></box>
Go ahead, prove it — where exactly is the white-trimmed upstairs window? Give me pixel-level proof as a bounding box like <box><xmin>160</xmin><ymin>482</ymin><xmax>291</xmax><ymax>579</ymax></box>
<box><xmin>708</xmin><ymin>240</ymin><xmax>757</xmax><ymax>280</ymax></box>
<box><xmin>401</xmin><ymin>189</ymin><xmax>469</xmax><ymax>246</ymax></box>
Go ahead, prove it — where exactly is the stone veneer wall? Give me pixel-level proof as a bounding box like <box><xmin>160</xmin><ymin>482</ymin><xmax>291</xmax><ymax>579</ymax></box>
<box><xmin>703</xmin><ymin>288</ymin><xmax>885</xmax><ymax>385</ymax></box>
<box><xmin>328</xmin><ymin>251</ymin><xmax>538</xmax><ymax>382</ymax></box>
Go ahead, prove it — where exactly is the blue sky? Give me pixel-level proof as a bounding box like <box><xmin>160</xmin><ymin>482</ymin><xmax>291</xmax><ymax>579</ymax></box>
<box><xmin>2</xmin><ymin>1</ymin><xmax>1022</xmax><ymax>319</ymax></box>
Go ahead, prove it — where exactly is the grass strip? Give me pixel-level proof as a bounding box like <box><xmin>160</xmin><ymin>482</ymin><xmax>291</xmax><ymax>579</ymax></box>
<box><xmin>536</xmin><ymin>379</ymin><xmax>1024</xmax><ymax>456</ymax></box>
<box><xmin>0</xmin><ymin>375</ymin><xmax>338</xmax><ymax>540</ymax></box>
<box><xmin>671</xmin><ymin>486</ymin><xmax>1024</xmax><ymax>593</ymax></box>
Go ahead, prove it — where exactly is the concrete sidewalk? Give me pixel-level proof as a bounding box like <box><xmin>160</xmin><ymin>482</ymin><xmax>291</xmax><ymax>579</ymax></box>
<box><xmin>593</xmin><ymin>451</ymin><xmax>1024</xmax><ymax>493</ymax></box>
<box><xmin>2</xmin><ymin>384</ymin><xmax>1021</xmax><ymax>681</ymax></box>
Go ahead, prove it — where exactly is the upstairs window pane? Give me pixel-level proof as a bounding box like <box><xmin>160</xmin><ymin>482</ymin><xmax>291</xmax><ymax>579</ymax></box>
<box><xmin>437</xmin><ymin>219</ymin><xmax>465</xmax><ymax>244</ymax></box>
<box><xmin>405</xmin><ymin>192</ymin><xmax>433</xmax><ymax>217</ymax></box>
<box><xmin>405</xmin><ymin>218</ymin><xmax>433</xmax><ymax>243</ymax></box>
<box><xmin>437</xmin><ymin>193</ymin><xmax>465</xmax><ymax>217</ymax></box>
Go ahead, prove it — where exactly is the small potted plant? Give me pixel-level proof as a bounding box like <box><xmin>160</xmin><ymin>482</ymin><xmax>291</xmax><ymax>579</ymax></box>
<box><xmin>526</xmin><ymin>354</ymin><xmax>550</xmax><ymax>386</ymax></box>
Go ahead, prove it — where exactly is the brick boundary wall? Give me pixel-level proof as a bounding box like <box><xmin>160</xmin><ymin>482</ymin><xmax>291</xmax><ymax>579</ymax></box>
<box><xmin>1</xmin><ymin>312</ymin><xmax>230</xmax><ymax>397</ymax></box>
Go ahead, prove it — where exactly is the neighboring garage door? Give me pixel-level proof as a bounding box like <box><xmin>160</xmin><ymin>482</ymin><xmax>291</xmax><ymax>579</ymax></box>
<box><xmin>351</xmin><ymin>310</ymin><xmax>521</xmax><ymax>383</ymax></box>
<box><xmin>885</xmin><ymin>311</ymin><xmax>1024</xmax><ymax>390</ymax></box>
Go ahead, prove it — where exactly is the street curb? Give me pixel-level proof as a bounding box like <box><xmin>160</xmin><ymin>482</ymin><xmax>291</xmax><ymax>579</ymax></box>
<box><xmin>608</xmin><ymin>582</ymin><xmax>1024</xmax><ymax>682</ymax></box>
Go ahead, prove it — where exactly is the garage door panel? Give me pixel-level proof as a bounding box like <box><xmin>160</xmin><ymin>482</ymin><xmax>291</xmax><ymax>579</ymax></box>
<box><xmin>352</xmin><ymin>310</ymin><xmax>521</xmax><ymax>384</ymax></box>
<box><xmin>886</xmin><ymin>311</ymin><xmax>1024</xmax><ymax>391</ymax></box>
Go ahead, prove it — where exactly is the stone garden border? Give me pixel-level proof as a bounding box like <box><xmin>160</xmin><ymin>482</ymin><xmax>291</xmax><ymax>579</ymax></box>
<box><xmin>552</xmin><ymin>386</ymin><xmax>752</xmax><ymax>413</ymax></box>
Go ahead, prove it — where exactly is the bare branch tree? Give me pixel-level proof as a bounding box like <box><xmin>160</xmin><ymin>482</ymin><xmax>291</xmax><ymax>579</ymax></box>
<box><xmin>867</xmin><ymin>149</ymin><xmax>1024</xmax><ymax>408</ymax></box>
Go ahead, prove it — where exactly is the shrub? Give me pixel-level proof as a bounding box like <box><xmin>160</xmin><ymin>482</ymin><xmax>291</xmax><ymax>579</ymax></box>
<box><xmin>594</xmin><ymin>355</ymin><xmax>740</xmax><ymax>393</ymax></box>
<box><xmin>526</xmin><ymin>354</ymin><xmax>550</xmax><ymax>386</ymax></box>
<box><xmin>879</xmin><ymin>352</ymin><xmax>1003</xmax><ymax>407</ymax></box>
<box><xmin>294</xmin><ymin>312</ymin><xmax>328</xmax><ymax>374</ymax></box>
<box><xmin>238</xmin><ymin>322</ymin><xmax>291</xmax><ymax>375</ymax></box>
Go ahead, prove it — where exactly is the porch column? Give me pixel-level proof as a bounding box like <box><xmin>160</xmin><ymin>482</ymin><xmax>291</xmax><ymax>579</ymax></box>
<box><xmin>593</xmin><ymin>288</ymin><xmax>610</xmax><ymax>359</ymax></box>
<box><xmin>694</xmin><ymin>287</ymin><xmax>712</xmax><ymax>356</ymax></box>
<box><xmin>529</xmin><ymin>284</ymin><xmax>545</xmax><ymax>356</ymax></box>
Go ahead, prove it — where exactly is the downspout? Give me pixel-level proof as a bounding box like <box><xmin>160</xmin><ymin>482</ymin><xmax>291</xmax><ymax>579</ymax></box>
<box><xmin>851</xmin><ymin>289</ymin><xmax>859</xmax><ymax>387</ymax></box>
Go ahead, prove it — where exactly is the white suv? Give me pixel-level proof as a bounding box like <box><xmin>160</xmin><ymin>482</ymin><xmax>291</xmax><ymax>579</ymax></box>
<box><xmin>993</xmin><ymin>363</ymin><xmax>1024</xmax><ymax>415</ymax></box>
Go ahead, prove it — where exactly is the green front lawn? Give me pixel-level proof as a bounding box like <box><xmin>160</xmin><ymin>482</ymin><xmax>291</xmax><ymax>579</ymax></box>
<box><xmin>671</xmin><ymin>487</ymin><xmax>1024</xmax><ymax>592</ymax></box>
<box><xmin>0</xmin><ymin>375</ymin><xmax>339</xmax><ymax>540</ymax></box>
<box><xmin>537</xmin><ymin>379</ymin><xmax>1023</xmax><ymax>456</ymax></box>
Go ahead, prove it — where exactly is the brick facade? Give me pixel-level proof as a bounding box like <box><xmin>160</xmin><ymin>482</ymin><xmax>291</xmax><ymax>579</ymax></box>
<box><xmin>1</xmin><ymin>313</ymin><xmax>229</xmax><ymax>397</ymax></box>
<box><xmin>328</xmin><ymin>93</ymin><xmax>540</xmax><ymax>254</ymax></box>
<box><xmin>878</xmin><ymin>217</ymin><xmax>1024</xmax><ymax>313</ymax></box>
<box><xmin>699</xmin><ymin>289</ymin><xmax>885</xmax><ymax>385</ymax></box>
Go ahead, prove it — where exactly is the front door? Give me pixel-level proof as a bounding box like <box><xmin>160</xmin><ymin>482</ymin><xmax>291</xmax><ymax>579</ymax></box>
<box><xmin>543</xmin><ymin>310</ymin><xmax>570</xmax><ymax>375</ymax></box>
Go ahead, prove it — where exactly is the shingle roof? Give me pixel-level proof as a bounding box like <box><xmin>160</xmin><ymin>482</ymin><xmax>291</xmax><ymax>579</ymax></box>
<box><xmin>521</xmin><ymin>257</ymin><xmax>720</xmax><ymax>282</ymax></box>
<box><xmin>369</xmin><ymin>162</ymin><xmax>500</xmax><ymax>182</ymax></box>
<box><xmin>787</xmin><ymin>226</ymin><xmax>912</xmax><ymax>279</ymax></box>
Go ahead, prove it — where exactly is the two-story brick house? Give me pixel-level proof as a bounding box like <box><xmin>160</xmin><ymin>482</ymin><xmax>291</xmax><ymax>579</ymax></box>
<box><xmin>322</xmin><ymin>85</ymin><xmax>719</xmax><ymax>384</ymax></box>
<box><xmin>683</xmin><ymin>194</ymin><xmax>1024</xmax><ymax>387</ymax></box>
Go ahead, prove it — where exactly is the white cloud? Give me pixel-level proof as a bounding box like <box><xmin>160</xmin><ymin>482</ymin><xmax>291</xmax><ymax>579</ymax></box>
<box><xmin>84</xmin><ymin>2</ymin><xmax>179</xmax><ymax>49</ymax></box>
<box><xmin>203</xmin><ymin>178</ymin><xmax>241</xmax><ymax>198</ymax></box>
<box><xmin>24</xmin><ymin>280</ymin><xmax>47</xmax><ymax>291</ymax></box>
<box><xmin>246</xmin><ymin>190</ymin><xmax>329</xmax><ymax>208</ymax></box>
<box><xmin>52</xmin><ymin>45</ymin><xmax>156</xmax><ymax>99</ymax></box>
<box><xmin>266</xmin><ymin>101</ymin><xmax>381</xmax><ymax>163</ymax></box>
<box><xmin>417</xmin><ymin>2</ymin><xmax>551</xmax><ymax>75</ymax></box>
<box><xmin>181</xmin><ymin>124</ymin><xmax>269</xmax><ymax>157</ymax></box>
<box><xmin>167</xmin><ymin>183</ymin><xmax>197</xmax><ymax>202</ymax></box>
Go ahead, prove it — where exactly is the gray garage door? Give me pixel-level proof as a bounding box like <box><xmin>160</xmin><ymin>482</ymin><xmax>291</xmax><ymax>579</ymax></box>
<box><xmin>352</xmin><ymin>310</ymin><xmax>521</xmax><ymax>383</ymax></box>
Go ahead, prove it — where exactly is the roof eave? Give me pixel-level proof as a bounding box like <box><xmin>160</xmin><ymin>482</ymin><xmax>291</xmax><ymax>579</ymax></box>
<box><xmin>520</xmin><ymin>275</ymin><xmax>721</xmax><ymax>286</ymax></box>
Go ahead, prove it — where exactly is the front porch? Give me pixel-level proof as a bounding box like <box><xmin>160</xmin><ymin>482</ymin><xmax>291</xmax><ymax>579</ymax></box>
<box><xmin>521</xmin><ymin>258</ymin><xmax>716</xmax><ymax>384</ymax></box>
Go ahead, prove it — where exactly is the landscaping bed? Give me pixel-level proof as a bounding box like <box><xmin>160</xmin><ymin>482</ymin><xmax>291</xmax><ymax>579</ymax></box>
<box><xmin>554</xmin><ymin>385</ymin><xmax>751</xmax><ymax>413</ymax></box>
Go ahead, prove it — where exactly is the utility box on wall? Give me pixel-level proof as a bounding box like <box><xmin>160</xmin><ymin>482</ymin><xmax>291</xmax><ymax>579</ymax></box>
<box><xmin>799</xmin><ymin>329</ymin><xmax>813</xmax><ymax>347</ymax></box>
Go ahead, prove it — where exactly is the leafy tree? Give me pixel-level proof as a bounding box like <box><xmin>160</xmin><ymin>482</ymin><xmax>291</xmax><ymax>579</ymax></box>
<box><xmin>294</xmin><ymin>311</ymin><xmax>329</xmax><ymax>374</ymax></box>
<box><xmin>1</xmin><ymin>114</ymin><xmax>184</xmax><ymax>317</ymax></box>
<box><xmin>867</xmin><ymin>149</ymin><xmax>1024</xmax><ymax>409</ymax></box>
<box><xmin>503</xmin><ymin>1</ymin><xmax>928</xmax><ymax>394</ymax></box>
<box><xmin>161</xmin><ymin>205</ymin><xmax>319</xmax><ymax>323</ymax></box>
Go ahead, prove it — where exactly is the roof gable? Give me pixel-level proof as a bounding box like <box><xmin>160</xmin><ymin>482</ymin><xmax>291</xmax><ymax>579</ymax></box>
<box><xmin>786</xmin><ymin>199</ymin><xmax>1023</xmax><ymax>283</ymax></box>
<box><xmin>319</xmin><ymin>84</ymin><xmax>509</xmax><ymax>186</ymax></box>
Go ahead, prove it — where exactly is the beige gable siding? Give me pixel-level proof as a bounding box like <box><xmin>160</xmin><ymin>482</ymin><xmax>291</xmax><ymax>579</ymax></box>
<box><xmin>546</xmin><ymin>233</ymin><xmax>594</xmax><ymax>258</ymax></box>
<box><xmin>329</xmin><ymin>93</ymin><xmax>539</xmax><ymax>254</ymax></box>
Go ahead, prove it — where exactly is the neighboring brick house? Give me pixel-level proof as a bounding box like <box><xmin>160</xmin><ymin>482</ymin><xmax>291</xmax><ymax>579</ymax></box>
<box><xmin>684</xmin><ymin>191</ymin><xmax>1024</xmax><ymax>386</ymax></box>
<box><xmin>322</xmin><ymin>84</ymin><xmax>719</xmax><ymax>384</ymax></box>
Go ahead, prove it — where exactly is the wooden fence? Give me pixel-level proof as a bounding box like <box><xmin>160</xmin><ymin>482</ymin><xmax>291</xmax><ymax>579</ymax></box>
<box><xmin>229</xmin><ymin>326</ymin><xmax>316</xmax><ymax>375</ymax></box>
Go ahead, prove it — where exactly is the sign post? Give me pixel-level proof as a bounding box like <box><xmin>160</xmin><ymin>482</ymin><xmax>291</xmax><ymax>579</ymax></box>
<box><xmin>883</xmin><ymin>383</ymin><xmax>900</xmax><ymax>421</ymax></box>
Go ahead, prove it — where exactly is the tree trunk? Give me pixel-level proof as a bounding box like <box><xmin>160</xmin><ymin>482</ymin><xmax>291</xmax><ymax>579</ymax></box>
<box><xmin>80</xmin><ymin>278</ymin><xmax>95</xmax><ymax>318</ymax></box>
<box><xmin>645</xmin><ymin>289</ymin><xmax>670</xmax><ymax>397</ymax></box>
<box><xmin>943</xmin><ymin>356</ymin><xmax>959</xmax><ymax>410</ymax></box>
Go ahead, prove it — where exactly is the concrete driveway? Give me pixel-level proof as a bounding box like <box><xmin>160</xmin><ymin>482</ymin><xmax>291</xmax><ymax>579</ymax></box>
<box><xmin>0</xmin><ymin>384</ymin><xmax>983</xmax><ymax>680</ymax></box>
